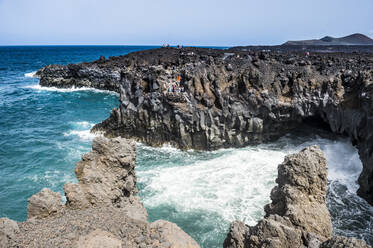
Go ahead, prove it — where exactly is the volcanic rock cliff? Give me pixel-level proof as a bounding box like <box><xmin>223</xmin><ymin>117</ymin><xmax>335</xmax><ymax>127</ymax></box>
<box><xmin>36</xmin><ymin>47</ymin><xmax>373</xmax><ymax>206</ymax></box>
<box><xmin>223</xmin><ymin>146</ymin><xmax>370</xmax><ymax>248</ymax></box>
<box><xmin>0</xmin><ymin>137</ymin><xmax>200</xmax><ymax>248</ymax></box>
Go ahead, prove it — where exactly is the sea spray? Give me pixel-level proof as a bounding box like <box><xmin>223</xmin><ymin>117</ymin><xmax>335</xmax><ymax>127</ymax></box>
<box><xmin>24</xmin><ymin>71</ymin><xmax>37</xmax><ymax>78</ymax></box>
<box><xmin>137</xmin><ymin>133</ymin><xmax>373</xmax><ymax>248</ymax></box>
<box><xmin>26</xmin><ymin>84</ymin><xmax>119</xmax><ymax>95</ymax></box>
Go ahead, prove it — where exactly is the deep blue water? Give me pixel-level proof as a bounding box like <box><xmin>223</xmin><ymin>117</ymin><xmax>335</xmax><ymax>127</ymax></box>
<box><xmin>0</xmin><ymin>46</ymin><xmax>372</xmax><ymax>248</ymax></box>
<box><xmin>0</xmin><ymin>45</ymin><xmax>157</xmax><ymax>219</ymax></box>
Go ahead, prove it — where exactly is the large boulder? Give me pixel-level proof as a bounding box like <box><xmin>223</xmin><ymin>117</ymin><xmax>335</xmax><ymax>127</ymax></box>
<box><xmin>27</xmin><ymin>188</ymin><xmax>63</xmax><ymax>219</ymax></box>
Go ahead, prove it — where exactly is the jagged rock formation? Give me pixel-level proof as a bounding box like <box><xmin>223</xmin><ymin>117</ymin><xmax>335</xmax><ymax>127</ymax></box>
<box><xmin>2</xmin><ymin>137</ymin><xmax>199</xmax><ymax>248</ymax></box>
<box><xmin>36</xmin><ymin>47</ymin><xmax>373</xmax><ymax>205</ymax></box>
<box><xmin>223</xmin><ymin>146</ymin><xmax>370</xmax><ymax>248</ymax></box>
<box><xmin>36</xmin><ymin>62</ymin><xmax>121</xmax><ymax>92</ymax></box>
<box><xmin>63</xmin><ymin>137</ymin><xmax>142</xmax><ymax>215</ymax></box>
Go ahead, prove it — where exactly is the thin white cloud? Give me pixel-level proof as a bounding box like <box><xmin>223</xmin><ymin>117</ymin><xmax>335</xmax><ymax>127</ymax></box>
<box><xmin>0</xmin><ymin>0</ymin><xmax>372</xmax><ymax>46</ymax></box>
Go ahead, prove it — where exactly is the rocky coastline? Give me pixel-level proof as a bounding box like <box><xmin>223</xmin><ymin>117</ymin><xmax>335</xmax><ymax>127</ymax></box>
<box><xmin>1</xmin><ymin>139</ymin><xmax>370</xmax><ymax>247</ymax></box>
<box><xmin>36</xmin><ymin>47</ymin><xmax>373</xmax><ymax>206</ymax></box>
<box><xmin>0</xmin><ymin>137</ymin><xmax>200</xmax><ymax>248</ymax></box>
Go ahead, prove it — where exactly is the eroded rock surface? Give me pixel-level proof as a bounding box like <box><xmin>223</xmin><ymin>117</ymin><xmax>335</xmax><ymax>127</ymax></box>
<box><xmin>64</xmin><ymin>137</ymin><xmax>139</xmax><ymax>209</ymax></box>
<box><xmin>27</xmin><ymin>188</ymin><xmax>63</xmax><ymax>219</ymax></box>
<box><xmin>37</xmin><ymin>47</ymin><xmax>373</xmax><ymax>205</ymax></box>
<box><xmin>223</xmin><ymin>146</ymin><xmax>370</xmax><ymax>248</ymax></box>
<box><xmin>0</xmin><ymin>218</ymin><xmax>19</xmax><ymax>248</ymax></box>
<box><xmin>36</xmin><ymin>63</ymin><xmax>121</xmax><ymax>92</ymax></box>
<box><xmin>320</xmin><ymin>236</ymin><xmax>370</xmax><ymax>248</ymax></box>
<box><xmin>150</xmin><ymin>220</ymin><xmax>201</xmax><ymax>248</ymax></box>
<box><xmin>7</xmin><ymin>137</ymin><xmax>199</xmax><ymax>248</ymax></box>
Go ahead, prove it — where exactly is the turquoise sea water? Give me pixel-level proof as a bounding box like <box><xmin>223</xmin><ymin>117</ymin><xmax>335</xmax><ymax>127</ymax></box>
<box><xmin>0</xmin><ymin>46</ymin><xmax>372</xmax><ymax>247</ymax></box>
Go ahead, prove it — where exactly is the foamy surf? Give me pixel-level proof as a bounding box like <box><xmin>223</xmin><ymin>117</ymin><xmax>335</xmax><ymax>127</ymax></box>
<box><xmin>63</xmin><ymin>121</ymin><xmax>102</xmax><ymax>142</ymax></box>
<box><xmin>137</xmin><ymin>135</ymin><xmax>373</xmax><ymax>247</ymax></box>
<box><xmin>138</xmin><ymin>147</ymin><xmax>283</xmax><ymax>225</ymax></box>
<box><xmin>26</xmin><ymin>84</ymin><xmax>119</xmax><ymax>95</ymax></box>
<box><xmin>24</xmin><ymin>71</ymin><xmax>37</xmax><ymax>78</ymax></box>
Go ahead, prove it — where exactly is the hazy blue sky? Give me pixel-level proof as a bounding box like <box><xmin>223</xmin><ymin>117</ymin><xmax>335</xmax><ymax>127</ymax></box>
<box><xmin>0</xmin><ymin>0</ymin><xmax>372</xmax><ymax>46</ymax></box>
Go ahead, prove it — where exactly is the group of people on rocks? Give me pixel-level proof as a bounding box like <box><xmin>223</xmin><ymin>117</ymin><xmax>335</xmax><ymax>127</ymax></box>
<box><xmin>162</xmin><ymin>44</ymin><xmax>184</xmax><ymax>49</ymax></box>
<box><xmin>168</xmin><ymin>75</ymin><xmax>185</xmax><ymax>93</ymax></box>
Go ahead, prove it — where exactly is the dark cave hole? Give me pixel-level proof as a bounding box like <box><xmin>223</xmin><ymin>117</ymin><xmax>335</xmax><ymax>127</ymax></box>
<box><xmin>302</xmin><ymin>115</ymin><xmax>333</xmax><ymax>133</ymax></box>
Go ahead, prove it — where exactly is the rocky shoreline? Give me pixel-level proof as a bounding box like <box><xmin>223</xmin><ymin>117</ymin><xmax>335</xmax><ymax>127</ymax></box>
<box><xmin>0</xmin><ymin>137</ymin><xmax>200</xmax><ymax>248</ymax></box>
<box><xmin>36</xmin><ymin>47</ymin><xmax>373</xmax><ymax>206</ymax></box>
<box><xmin>1</xmin><ymin>139</ymin><xmax>369</xmax><ymax>247</ymax></box>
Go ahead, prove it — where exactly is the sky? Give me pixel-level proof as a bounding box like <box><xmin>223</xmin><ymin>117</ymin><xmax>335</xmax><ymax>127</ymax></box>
<box><xmin>0</xmin><ymin>0</ymin><xmax>372</xmax><ymax>46</ymax></box>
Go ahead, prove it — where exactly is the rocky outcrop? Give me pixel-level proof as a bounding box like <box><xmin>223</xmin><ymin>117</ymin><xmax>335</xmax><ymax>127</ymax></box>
<box><xmin>27</xmin><ymin>188</ymin><xmax>63</xmax><ymax>219</ymax></box>
<box><xmin>223</xmin><ymin>146</ymin><xmax>370</xmax><ymax>248</ymax></box>
<box><xmin>36</xmin><ymin>62</ymin><xmax>121</xmax><ymax>92</ymax></box>
<box><xmin>7</xmin><ymin>137</ymin><xmax>199</xmax><ymax>248</ymax></box>
<box><xmin>37</xmin><ymin>47</ymin><xmax>373</xmax><ymax>205</ymax></box>
<box><xmin>0</xmin><ymin>218</ymin><xmax>19</xmax><ymax>248</ymax></box>
<box><xmin>64</xmin><ymin>137</ymin><xmax>139</xmax><ymax>208</ymax></box>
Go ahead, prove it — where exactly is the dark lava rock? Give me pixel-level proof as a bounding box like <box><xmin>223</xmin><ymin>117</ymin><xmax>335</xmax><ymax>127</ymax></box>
<box><xmin>37</xmin><ymin>47</ymin><xmax>373</xmax><ymax>206</ymax></box>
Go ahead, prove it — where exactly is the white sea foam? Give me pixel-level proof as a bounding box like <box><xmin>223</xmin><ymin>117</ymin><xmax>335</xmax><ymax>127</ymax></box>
<box><xmin>63</xmin><ymin>121</ymin><xmax>101</xmax><ymax>142</ymax></box>
<box><xmin>24</xmin><ymin>71</ymin><xmax>37</xmax><ymax>78</ymax></box>
<box><xmin>74</xmin><ymin>121</ymin><xmax>95</xmax><ymax>129</ymax></box>
<box><xmin>137</xmin><ymin>135</ymin><xmax>372</xmax><ymax>246</ymax></box>
<box><xmin>324</xmin><ymin>141</ymin><xmax>362</xmax><ymax>192</ymax></box>
<box><xmin>26</xmin><ymin>84</ymin><xmax>118</xmax><ymax>95</ymax></box>
<box><xmin>138</xmin><ymin>147</ymin><xmax>287</xmax><ymax>225</ymax></box>
<box><xmin>294</xmin><ymin>137</ymin><xmax>363</xmax><ymax>193</ymax></box>
<box><xmin>63</xmin><ymin>129</ymin><xmax>100</xmax><ymax>141</ymax></box>
<box><xmin>27</xmin><ymin>169</ymin><xmax>77</xmax><ymax>188</ymax></box>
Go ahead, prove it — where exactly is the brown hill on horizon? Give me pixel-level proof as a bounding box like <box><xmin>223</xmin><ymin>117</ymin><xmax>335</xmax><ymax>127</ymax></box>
<box><xmin>283</xmin><ymin>33</ymin><xmax>373</xmax><ymax>46</ymax></box>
